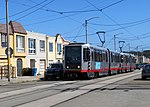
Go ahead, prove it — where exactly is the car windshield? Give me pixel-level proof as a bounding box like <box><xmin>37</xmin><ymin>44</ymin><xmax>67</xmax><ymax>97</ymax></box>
<box><xmin>145</xmin><ymin>65</ymin><xmax>150</xmax><ymax>69</ymax></box>
<box><xmin>49</xmin><ymin>64</ymin><xmax>62</xmax><ymax>68</ymax></box>
<box><xmin>65</xmin><ymin>46</ymin><xmax>81</xmax><ymax>64</ymax></box>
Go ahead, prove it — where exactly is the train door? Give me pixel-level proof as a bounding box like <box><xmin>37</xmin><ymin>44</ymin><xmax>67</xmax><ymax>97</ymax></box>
<box><xmin>91</xmin><ymin>48</ymin><xmax>95</xmax><ymax>71</ymax></box>
<box><xmin>120</xmin><ymin>54</ymin><xmax>123</xmax><ymax>72</ymax></box>
<box><xmin>101</xmin><ymin>50</ymin><xmax>106</xmax><ymax>74</ymax></box>
<box><xmin>105</xmin><ymin>50</ymin><xmax>109</xmax><ymax>74</ymax></box>
<box><xmin>82</xmin><ymin>47</ymin><xmax>94</xmax><ymax>78</ymax></box>
<box><xmin>107</xmin><ymin>49</ymin><xmax>111</xmax><ymax>75</ymax></box>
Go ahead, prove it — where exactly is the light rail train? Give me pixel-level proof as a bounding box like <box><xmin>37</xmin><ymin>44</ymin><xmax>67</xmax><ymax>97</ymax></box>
<box><xmin>64</xmin><ymin>43</ymin><xmax>136</xmax><ymax>79</ymax></box>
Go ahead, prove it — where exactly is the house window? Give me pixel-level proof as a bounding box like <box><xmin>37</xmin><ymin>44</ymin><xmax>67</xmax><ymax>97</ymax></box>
<box><xmin>57</xmin><ymin>43</ymin><xmax>61</xmax><ymax>54</ymax></box>
<box><xmin>40</xmin><ymin>40</ymin><xmax>45</xmax><ymax>52</ymax></box>
<box><xmin>49</xmin><ymin>42</ymin><xmax>53</xmax><ymax>52</ymax></box>
<box><xmin>16</xmin><ymin>35</ymin><xmax>24</xmax><ymax>52</ymax></box>
<box><xmin>1</xmin><ymin>34</ymin><xmax>7</xmax><ymax>47</ymax></box>
<box><xmin>28</xmin><ymin>38</ymin><xmax>36</xmax><ymax>54</ymax></box>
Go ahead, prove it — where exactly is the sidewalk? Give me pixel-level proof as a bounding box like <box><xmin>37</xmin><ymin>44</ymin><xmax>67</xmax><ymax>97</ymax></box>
<box><xmin>0</xmin><ymin>75</ymin><xmax>43</xmax><ymax>86</ymax></box>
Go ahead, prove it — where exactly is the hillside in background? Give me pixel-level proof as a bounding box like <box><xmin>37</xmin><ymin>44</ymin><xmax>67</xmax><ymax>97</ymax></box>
<box><xmin>125</xmin><ymin>50</ymin><xmax>150</xmax><ymax>58</ymax></box>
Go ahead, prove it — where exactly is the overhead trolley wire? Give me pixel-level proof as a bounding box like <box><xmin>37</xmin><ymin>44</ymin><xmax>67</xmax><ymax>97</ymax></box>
<box><xmin>14</xmin><ymin>0</ymin><xmax>56</xmax><ymax>21</ymax></box>
<box><xmin>0</xmin><ymin>0</ymin><xmax>50</xmax><ymax>21</ymax></box>
<box><xmin>85</xmin><ymin>0</ymin><xmax>145</xmax><ymax>46</ymax></box>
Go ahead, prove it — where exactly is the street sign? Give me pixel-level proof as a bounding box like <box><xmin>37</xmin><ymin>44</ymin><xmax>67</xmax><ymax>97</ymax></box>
<box><xmin>5</xmin><ymin>47</ymin><xmax>13</xmax><ymax>58</ymax></box>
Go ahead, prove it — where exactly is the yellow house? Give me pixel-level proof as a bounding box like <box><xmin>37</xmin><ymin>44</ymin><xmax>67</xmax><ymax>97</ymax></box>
<box><xmin>46</xmin><ymin>34</ymin><xmax>70</xmax><ymax>66</ymax></box>
<box><xmin>0</xmin><ymin>21</ymin><xmax>27</xmax><ymax>77</ymax></box>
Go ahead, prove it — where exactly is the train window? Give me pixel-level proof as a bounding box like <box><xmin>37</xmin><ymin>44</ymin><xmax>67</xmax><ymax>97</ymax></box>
<box><xmin>96</xmin><ymin>51</ymin><xmax>99</xmax><ymax>61</ymax></box>
<box><xmin>94</xmin><ymin>50</ymin><xmax>99</xmax><ymax>61</ymax></box>
<box><xmin>94</xmin><ymin>51</ymin><xmax>96</xmax><ymax>61</ymax></box>
<box><xmin>125</xmin><ymin>56</ymin><xmax>128</xmax><ymax>63</ymax></box>
<box><xmin>115</xmin><ymin>54</ymin><xmax>120</xmax><ymax>62</ymax></box>
<box><xmin>92</xmin><ymin>51</ymin><xmax>94</xmax><ymax>61</ymax></box>
<box><xmin>113</xmin><ymin>54</ymin><xmax>115</xmax><ymax>62</ymax></box>
<box><xmin>99</xmin><ymin>51</ymin><xmax>102</xmax><ymax>62</ymax></box>
<box><xmin>121</xmin><ymin>55</ymin><xmax>123</xmax><ymax>63</ymax></box>
<box><xmin>102</xmin><ymin>51</ymin><xmax>106</xmax><ymax>61</ymax></box>
<box><xmin>111</xmin><ymin>53</ymin><xmax>113</xmax><ymax>62</ymax></box>
<box><xmin>83</xmin><ymin>48</ymin><xmax>90</xmax><ymax>61</ymax></box>
<box><xmin>106</xmin><ymin>52</ymin><xmax>108</xmax><ymax>62</ymax></box>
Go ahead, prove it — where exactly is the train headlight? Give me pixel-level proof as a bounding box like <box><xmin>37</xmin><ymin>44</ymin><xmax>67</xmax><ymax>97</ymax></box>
<box><xmin>67</xmin><ymin>66</ymin><xmax>69</xmax><ymax>69</ymax></box>
<box><xmin>77</xmin><ymin>66</ymin><xmax>80</xmax><ymax>68</ymax></box>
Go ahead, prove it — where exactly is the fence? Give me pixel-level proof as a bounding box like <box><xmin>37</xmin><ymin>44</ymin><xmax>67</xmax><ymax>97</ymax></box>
<box><xmin>0</xmin><ymin>66</ymin><xmax>16</xmax><ymax>79</ymax></box>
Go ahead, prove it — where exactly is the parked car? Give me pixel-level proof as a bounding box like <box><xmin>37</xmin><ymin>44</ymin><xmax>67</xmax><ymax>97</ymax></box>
<box><xmin>44</xmin><ymin>63</ymin><xmax>64</xmax><ymax>80</ymax></box>
<box><xmin>136</xmin><ymin>63</ymin><xmax>143</xmax><ymax>70</ymax></box>
<box><xmin>141</xmin><ymin>64</ymin><xmax>150</xmax><ymax>80</ymax></box>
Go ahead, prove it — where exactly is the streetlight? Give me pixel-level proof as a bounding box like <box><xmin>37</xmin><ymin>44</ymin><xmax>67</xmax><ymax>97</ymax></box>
<box><xmin>85</xmin><ymin>17</ymin><xmax>99</xmax><ymax>44</ymax></box>
<box><xmin>114</xmin><ymin>33</ymin><xmax>123</xmax><ymax>51</ymax></box>
<box><xmin>119</xmin><ymin>41</ymin><xmax>125</xmax><ymax>52</ymax></box>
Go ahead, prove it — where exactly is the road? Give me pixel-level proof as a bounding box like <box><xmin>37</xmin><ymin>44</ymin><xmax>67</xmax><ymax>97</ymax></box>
<box><xmin>1</xmin><ymin>70</ymin><xmax>150</xmax><ymax>107</ymax></box>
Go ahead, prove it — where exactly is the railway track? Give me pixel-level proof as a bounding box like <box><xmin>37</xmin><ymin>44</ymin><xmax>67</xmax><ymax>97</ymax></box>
<box><xmin>0</xmin><ymin>71</ymin><xmax>140</xmax><ymax>107</ymax></box>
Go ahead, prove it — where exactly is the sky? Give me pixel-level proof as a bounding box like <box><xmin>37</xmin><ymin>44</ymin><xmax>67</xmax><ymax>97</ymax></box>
<box><xmin>1</xmin><ymin>0</ymin><xmax>150</xmax><ymax>52</ymax></box>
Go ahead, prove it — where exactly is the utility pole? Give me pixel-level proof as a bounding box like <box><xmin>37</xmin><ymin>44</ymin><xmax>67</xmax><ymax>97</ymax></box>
<box><xmin>114</xmin><ymin>33</ymin><xmax>123</xmax><ymax>51</ymax></box>
<box><xmin>128</xmin><ymin>43</ymin><xmax>130</xmax><ymax>54</ymax></box>
<box><xmin>6</xmin><ymin>0</ymin><xmax>10</xmax><ymax>81</ymax></box>
<box><xmin>136</xmin><ymin>46</ymin><xmax>139</xmax><ymax>63</ymax></box>
<box><xmin>85</xmin><ymin>20</ymin><xmax>88</xmax><ymax>44</ymax></box>
<box><xmin>114</xmin><ymin>34</ymin><xmax>116</xmax><ymax>51</ymax></box>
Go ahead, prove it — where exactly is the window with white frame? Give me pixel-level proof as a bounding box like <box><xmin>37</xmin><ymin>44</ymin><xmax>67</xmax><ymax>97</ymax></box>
<box><xmin>1</xmin><ymin>34</ymin><xmax>7</xmax><ymax>47</ymax></box>
<box><xmin>28</xmin><ymin>38</ymin><xmax>36</xmax><ymax>54</ymax></box>
<box><xmin>49</xmin><ymin>42</ymin><xmax>53</xmax><ymax>52</ymax></box>
<box><xmin>40</xmin><ymin>40</ymin><xmax>45</xmax><ymax>52</ymax></box>
<box><xmin>57</xmin><ymin>43</ymin><xmax>61</xmax><ymax>55</ymax></box>
<box><xmin>16</xmin><ymin>35</ymin><xmax>24</xmax><ymax>52</ymax></box>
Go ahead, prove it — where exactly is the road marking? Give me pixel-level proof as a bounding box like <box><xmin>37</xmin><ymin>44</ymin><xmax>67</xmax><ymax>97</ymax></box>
<box><xmin>0</xmin><ymin>81</ymin><xmax>76</xmax><ymax>99</ymax></box>
<box><xmin>17</xmin><ymin>72</ymin><xmax>140</xmax><ymax>107</ymax></box>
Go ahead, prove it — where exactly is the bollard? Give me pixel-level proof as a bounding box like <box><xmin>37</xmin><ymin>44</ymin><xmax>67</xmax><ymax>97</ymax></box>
<box><xmin>1</xmin><ymin>67</ymin><xmax>2</xmax><ymax>79</ymax></box>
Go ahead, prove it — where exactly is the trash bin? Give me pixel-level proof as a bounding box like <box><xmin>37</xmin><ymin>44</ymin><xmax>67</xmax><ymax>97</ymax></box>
<box><xmin>32</xmin><ymin>68</ymin><xmax>37</xmax><ymax>76</ymax></box>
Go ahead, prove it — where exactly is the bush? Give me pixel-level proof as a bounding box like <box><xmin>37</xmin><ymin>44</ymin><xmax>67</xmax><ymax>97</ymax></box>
<box><xmin>22</xmin><ymin>68</ymin><xmax>33</xmax><ymax>76</ymax></box>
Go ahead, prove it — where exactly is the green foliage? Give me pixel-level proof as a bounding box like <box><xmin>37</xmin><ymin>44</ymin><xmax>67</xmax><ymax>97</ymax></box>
<box><xmin>22</xmin><ymin>68</ymin><xmax>33</xmax><ymax>76</ymax></box>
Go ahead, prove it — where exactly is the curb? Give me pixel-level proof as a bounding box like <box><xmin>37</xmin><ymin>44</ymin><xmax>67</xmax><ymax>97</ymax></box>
<box><xmin>0</xmin><ymin>76</ymin><xmax>43</xmax><ymax>86</ymax></box>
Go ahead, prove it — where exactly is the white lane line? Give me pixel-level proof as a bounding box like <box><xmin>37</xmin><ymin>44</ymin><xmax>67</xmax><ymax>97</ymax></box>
<box><xmin>17</xmin><ymin>72</ymin><xmax>140</xmax><ymax>107</ymax></box>
<box><xmin>0</xmin><ymin>81</ymin><xmax>76</xmax><ymax>99</ymax></box>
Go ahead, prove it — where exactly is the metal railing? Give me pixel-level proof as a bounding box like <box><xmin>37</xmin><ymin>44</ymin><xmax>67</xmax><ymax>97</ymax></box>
<box><xmin>0</xmin><ymin>65</ymin><xmax>16</xmax><ymax>79</ymax></box>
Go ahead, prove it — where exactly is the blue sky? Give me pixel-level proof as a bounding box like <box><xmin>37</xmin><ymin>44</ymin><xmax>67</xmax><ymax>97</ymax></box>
<box><xmin>1</xmin><ymin>0</ymin><xmax>150</xmax><ymax>52</ymax></box>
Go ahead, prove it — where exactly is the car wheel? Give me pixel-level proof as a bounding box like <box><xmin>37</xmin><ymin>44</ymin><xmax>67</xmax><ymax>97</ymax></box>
<box><xmin>142</xmin><ymin>76</ymin><xmax>146</xmax><ymax>80</ymax></box>
<box><xmin>44</xmin><ymin>76</ymin><xmax>49</xmax><ymax>81</ymax></box>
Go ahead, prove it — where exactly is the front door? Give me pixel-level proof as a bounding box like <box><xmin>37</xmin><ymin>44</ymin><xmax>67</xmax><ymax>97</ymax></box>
<box><xmin>17</xmin><ymin>58</ymin><xmax>23</xmax><ymax>76</ymax></box>
<box><xmin>30</xmin><ymin>59</ymin><xmax>35</xmax><ymax>68</ymax></box>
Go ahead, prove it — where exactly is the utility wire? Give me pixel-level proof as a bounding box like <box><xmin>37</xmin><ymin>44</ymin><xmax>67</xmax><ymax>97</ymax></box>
<box><xmin>9</xmin><ymin>0</ymin><xmax>126</xmax><ymax>15</ymax></box>
<box><xmin>14</xmin><ymin>0</ymin><xmax>56</xmax><ymax>21</ymax></box>
<box><xmin>71</xmin><ymin>24</ymin><xmax>84</xmax><ymax>42</ymax></box>
<box><xmin>89</xmin><ymin>17</ymin><xmax>150</xmax><ymax>26</ymax></box>
<box><xmin>23</xmin><ymin>13</ymin><xmax>80</xmax><ymax>26</ymax></box>
<box><xmin>104</xmin><ymin>37</ymin><xmax>114</xmax><ymax>47</ymax></box>
<box><xmin>85</xmin><ymin>0</ymin><xmax>145</xmax><ymax>46</ymax></box>
<box><xmin>0</xmin><ymin>0</ymin><xmax>49</xmax><ymax>21</ymax></box>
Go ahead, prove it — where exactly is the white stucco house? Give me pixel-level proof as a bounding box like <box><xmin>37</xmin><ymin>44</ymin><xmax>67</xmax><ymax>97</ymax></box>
<box><xmin>26</xmin><ymin>31</ymin><xmax>70</xmax><ymax>75</ymax></box>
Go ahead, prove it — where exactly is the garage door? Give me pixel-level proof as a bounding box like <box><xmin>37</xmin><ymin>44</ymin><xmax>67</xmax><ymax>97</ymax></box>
<box><xmin>39</xmin><ymin>59</ymin><xmax>46</xmax><ymax>75</ymax></box>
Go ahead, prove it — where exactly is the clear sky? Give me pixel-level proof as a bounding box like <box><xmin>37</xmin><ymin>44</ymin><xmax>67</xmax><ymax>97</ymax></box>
<box><xmin>1</xmin><ymin>0</ymin><xmax>150</xmax><ymax>52</ymax></box>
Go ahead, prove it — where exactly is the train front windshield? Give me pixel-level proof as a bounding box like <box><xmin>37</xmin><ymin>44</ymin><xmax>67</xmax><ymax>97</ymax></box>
<box><xmin>65</xmin><ymin>46</ymin><xmax>81</xmax><ymax>69</ymax></box>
